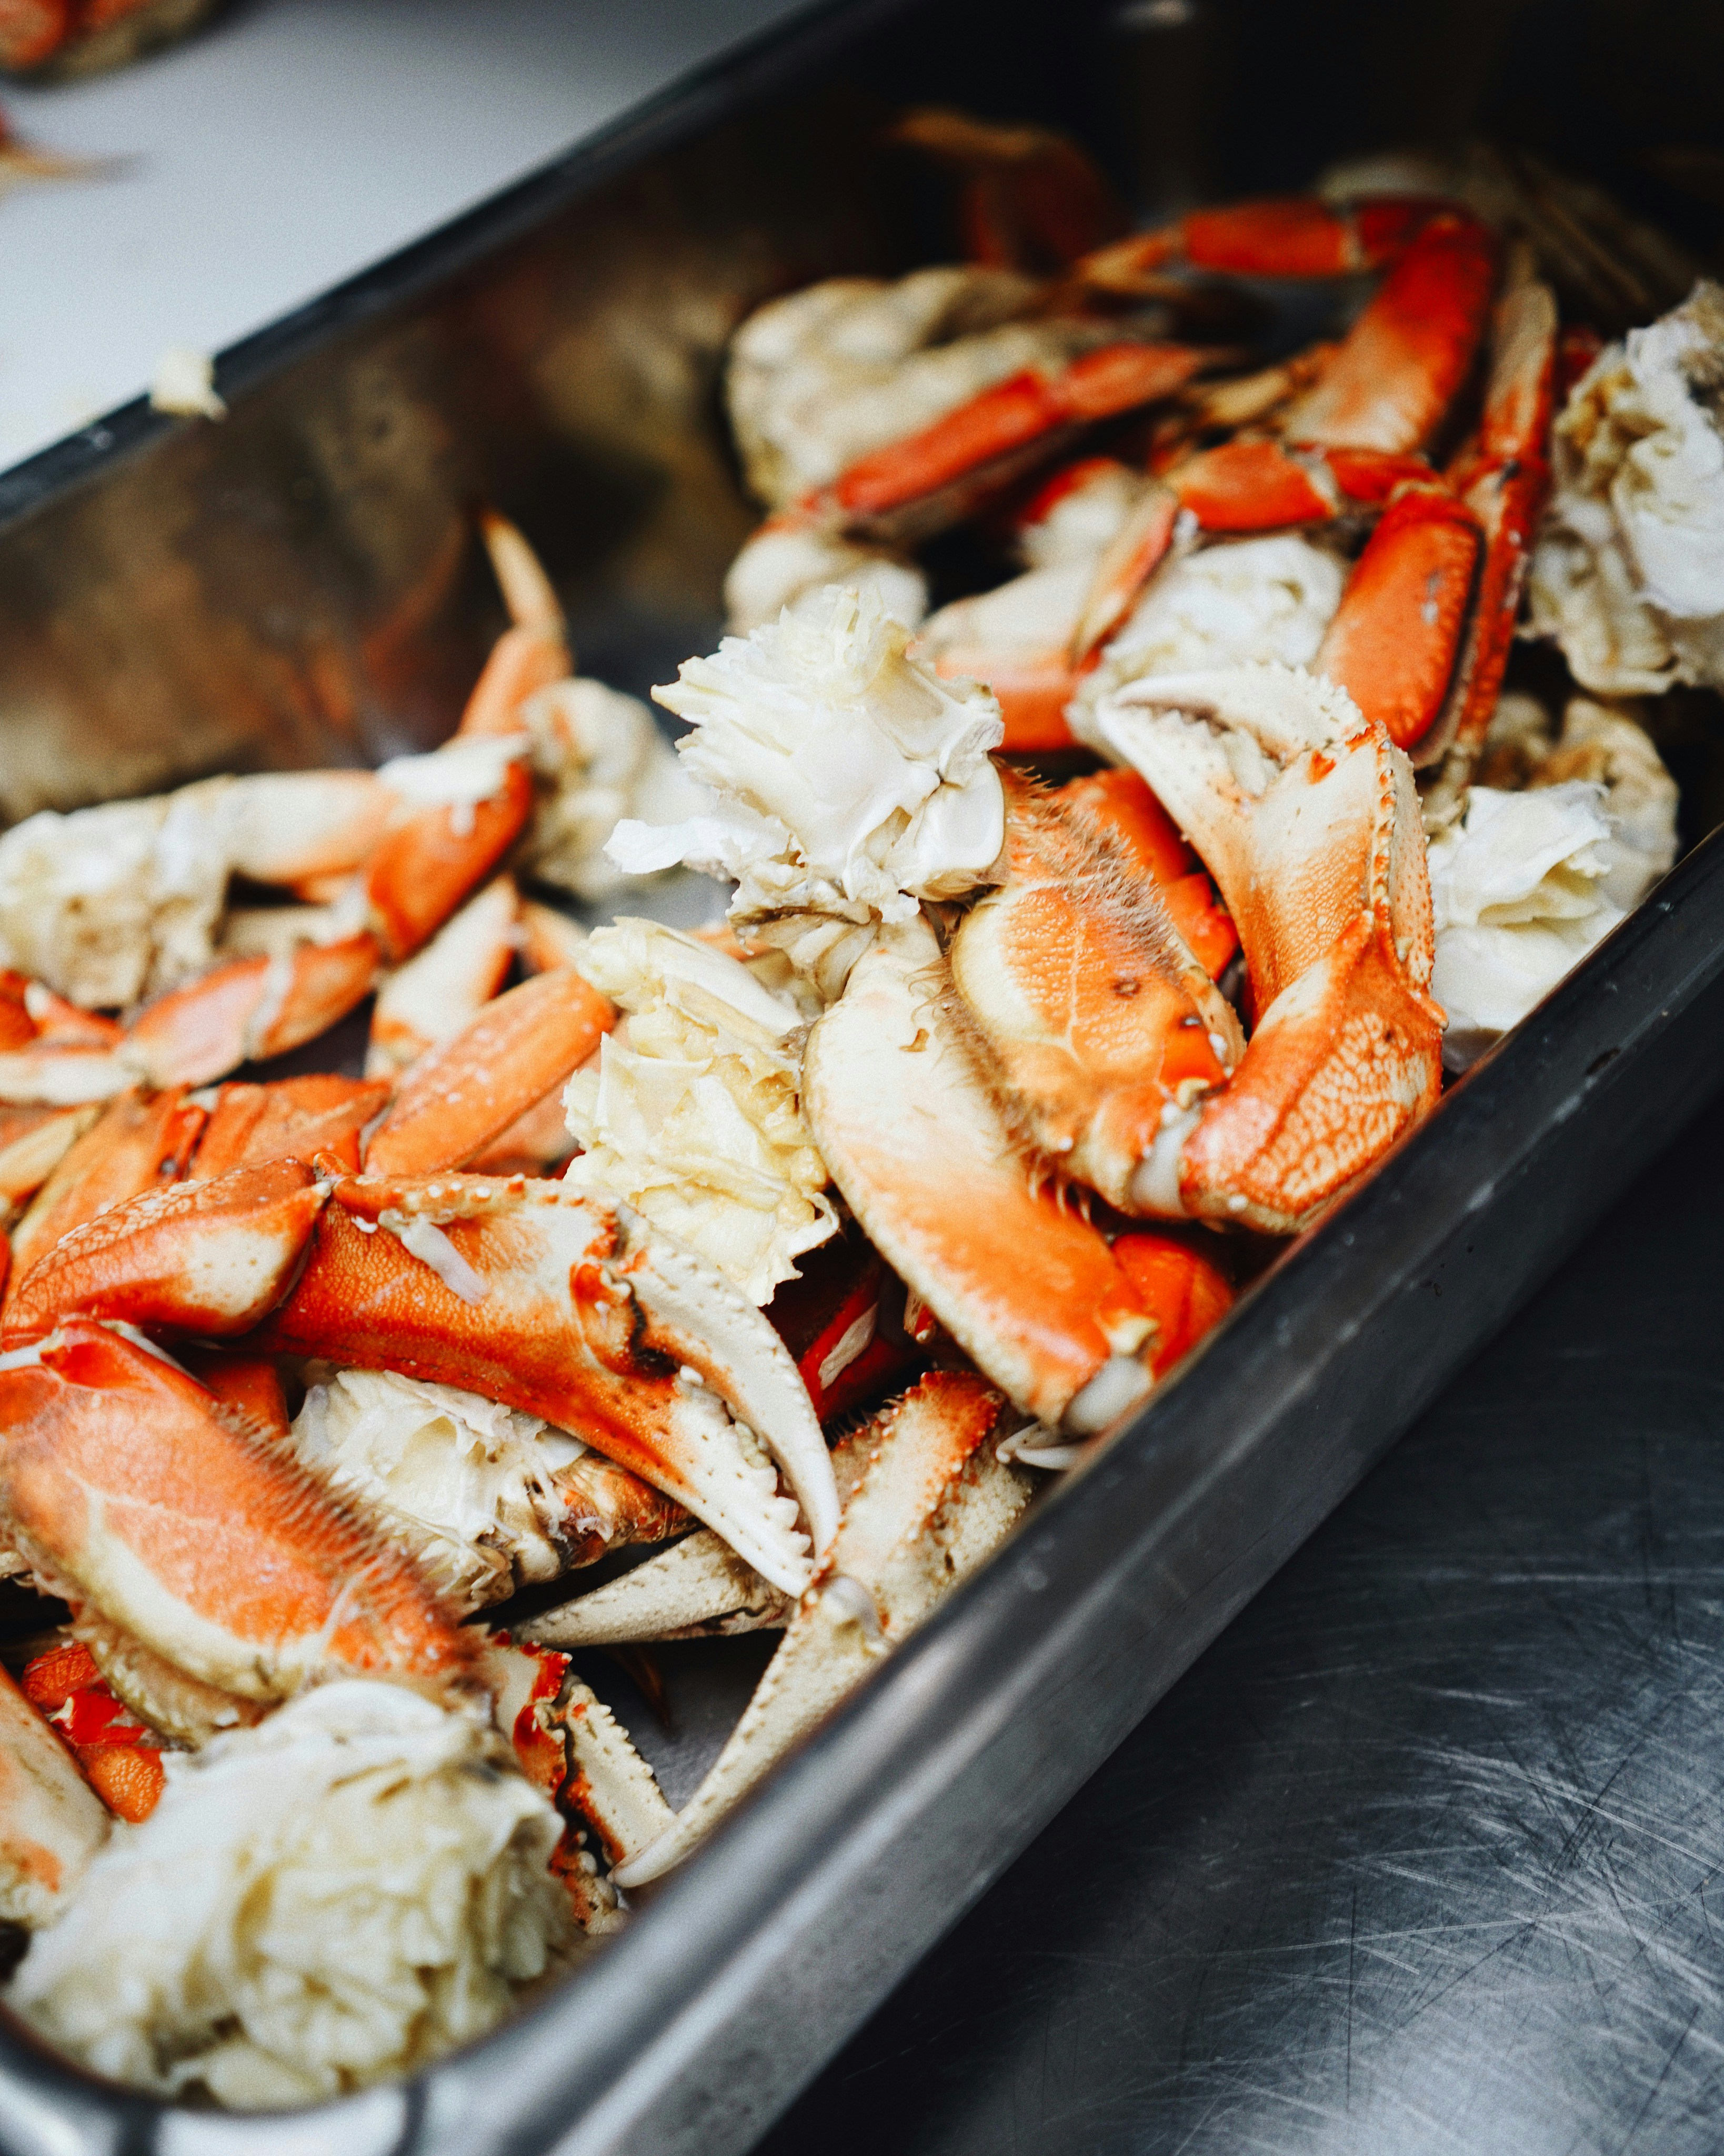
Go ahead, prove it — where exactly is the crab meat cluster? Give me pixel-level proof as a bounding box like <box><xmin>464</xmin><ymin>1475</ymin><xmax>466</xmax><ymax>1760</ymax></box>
<box><xmin>1529</xmin><ymin>280</ymin><xmax>1724</xmax><ymax>694</ymax></box>
<box><xmin>608</xmin><ymin>584</ymin><xmax>1006</xmax><ymax>927</ymax></box>
<box><xmin>563</xmin><ymin>919</ymin><xmax>836</xmax><ymax>1303</ymax></box>
<box><xmin>8</xmin><ymin>1682</ymin><xmax>568</xmax><ymax>2110</ymax></box>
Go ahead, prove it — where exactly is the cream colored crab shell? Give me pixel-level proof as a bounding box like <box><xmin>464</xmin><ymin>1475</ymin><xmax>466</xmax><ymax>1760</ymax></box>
<box><xmin>563</xmin><ymin>918</ymin><xmax>837</xmax><ymax>1304</ymax></box>
<box><xmin>8</xmin><ymin>1681</ymin><xmax>567</xmax><ymax>2110</ymax></box>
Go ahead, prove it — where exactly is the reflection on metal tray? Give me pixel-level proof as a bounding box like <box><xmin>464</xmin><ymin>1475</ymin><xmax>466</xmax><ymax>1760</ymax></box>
<box><xmin>3</xmin><ymin>0</ymin><xmax>1724</xmax><ymax>2150</ymax></box>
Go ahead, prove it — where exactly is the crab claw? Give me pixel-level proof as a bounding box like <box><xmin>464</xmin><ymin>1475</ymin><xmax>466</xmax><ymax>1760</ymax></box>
<box><xmin>0</xmin><ymin>1323</ymin><xmax>472</xmax><ymax>1702</ymax></box>
<box><xmin>2</xmin><ymin>1159</ymin><xmax>330</xmax><ymax>1347</ymax></box>
<box><xmin>615</xmin><ymin>1372</ymin><xmax>1030</xmax><ymax>1885</ymax></box>
<box><xmin>256</xmin><ymin>1172</ymin><xmax>836</xmax><ymax>1594</ymax></box>
<box><xmin>1100</xmin><ymin>663</ymin><xmax>1443</xmax><ymax>1232</ymax></box>
<box><xmin>803</xmin><ymin>916</ymin><xmax>1159</xmax><ymax>1433</ymax></box>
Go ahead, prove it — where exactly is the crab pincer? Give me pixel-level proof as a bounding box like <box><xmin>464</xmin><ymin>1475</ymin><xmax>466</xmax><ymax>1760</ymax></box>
<box><xmin>256</xmin><ymin>1170</ymin><xmax>837</xmax><ymax>1593</ymax></box>
<box><xmin>0</xmin><ymin>1323</ymin><xmax>471</xmax><ymax>1702</ymax></box>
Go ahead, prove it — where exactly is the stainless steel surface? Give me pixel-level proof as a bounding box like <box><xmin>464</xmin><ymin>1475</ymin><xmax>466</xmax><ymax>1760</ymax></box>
<box><xmin>765</xmin><ymin>1086</ymin><xmax>1724</xmax><ymax>2155</ymax></box>
<box><xmin>0</xmin><ymin>0</ymin><xmax>1722</xmax><ymax>2148</ymax></box>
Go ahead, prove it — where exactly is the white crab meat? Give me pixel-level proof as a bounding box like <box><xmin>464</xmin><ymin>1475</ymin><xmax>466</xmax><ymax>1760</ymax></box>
<box><xmin>725</xmin><ymin>267</ymin><xmax>1102</xmax><ymax>507</ymax></box>
<box><xmin>1015</xmin><ymin>460</ymin><xmax>1150</xmax><ymax>570</ymax></box>
<box><xmin>724</xmin><ymin>524</ymin><xmax>929</xmax><ymax>636</ymax></box>
<box><xmin>7</xmin><ymin>1682</ymin><xmax>567</xmax><ymax>2109</ymax></box>
<box><xmin>288</xmin><ymin>1369</ymin><xmax>595</xmax><ymax>1612</ymax></box>
<box><xmin>562</xmin><ymin>919</ymin><xmax>836</xmax><ymax>1304</ymax></box>
<box><xmin>1070</xmin><ymin>533</ymin><xmax>1346</xmax><ymax>750</ymax></box>
<box><xmin>1427</xmin><ymin>781</ymin><xmax>1629</xmax><ymax>1071</ymax></box>
<box><xmin>0</xmin><ymin>783</ymin><xmax>234</xmax><ymax>1009</ymax></box>
<box><xmin>512</xmin><ymin>676</ymin><xmax>704</xmax><ymax>901</ymax></box>
<box><xmin>1529</xmin><ymin>281</ymin><xmax>1724</xmax><ymax>694</ymax></box>
<box><xmin>609</xmin><ymin>584</ymin><xmax>1005</xmax><ymax>926</ymax></box>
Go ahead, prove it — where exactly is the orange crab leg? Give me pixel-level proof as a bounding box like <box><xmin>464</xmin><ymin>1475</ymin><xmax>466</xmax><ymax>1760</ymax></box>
<box><xmin>803</xmin><ymin>917</ymin><xmax>1161</xmax><ymax>1433</ymax></box>
<box><xmin>0</xmin><ymin>1105</ymin><xmax>101</xmax><ymax>1222</ymax></box>
<box><xmin>5</xmin><ymin>1087</ymin><xmax>206</xmax><ymax>1305</ymax></box>
<box><xmin>1282</xmin><ymin>213</ymin><xmax>1499</xmax><ymax>454</ymax></box>
<box><xmin>364</xmin><ymin>758</ymin><xmax>534</xmax><ymax>963</ymax></box>
<box><xmin>0</xmin><ymin>1322</ymin><xmax>471</xmax><ymax>1701</ymax></box>
<box><xmin>123</xmin><ymin>933</ymin><xmax>382</xmax><ymax>1091</ymax></box>
<box><xmin>823</xmin><ymin>343</ymin><xmax>1210</xmax><ymax>532</ymax></box>
<box><xmin>1312</xmin><ymin>484</ymin><xmax>1484</xmax><ymax>751</ymax></box>
<box><xmin>1081</xmin><ymin>195</ymin><xmax>1446</xmax><ymax>290</ymax></box>
<box><xmin>190</xmin><ymin>1073</ymin><xmax>391</xmax><ymax>1180</ymax></box>
<box><xmin>2</xmin><ymin>1158</ymin><xmax>329</xmax><ymax>1346</ymax></box>
<box><xmin>178</xmin><ymin>1350</ymin><xmax>292</xmax><ymax>1442</ymax></box>
<box><xmin>1055</xmin><ymin>769</ymin><xmax>1239</xmax><ymax>980</ymax></box>
<box><xmin>1069</xmin><ymin>480</ymin><xmax>1181</xmax><ymax>660</ymax></box>
<box><xmin>363</xmin><ymin>965</ymin><xmax>614</xmax><ymax>1178</ymax></box>
<box><xmin>1110</xmin><ymin>1233</ymin><xmax>1235</xmax><ymax>1378</ymax></box>
<box><xmin>21</xmin><ymin>1643</ymin><xmax>165</xmax><ymax>1823</ymax></box>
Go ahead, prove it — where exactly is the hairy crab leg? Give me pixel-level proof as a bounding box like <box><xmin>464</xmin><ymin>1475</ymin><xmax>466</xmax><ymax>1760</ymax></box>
<box><xmin>362</xmin><ymin>964</ymin><xmax>614</xmax><ymax>1177</ymax></box>
<box><xmin>1099</xmin><ymin>664</ymin><xmax>1444</xmax><ymax>1232</ymax></box>
<box><xmin>947</xmin><ymin>771</ymin><xmax>1243</xmax><ymax>1215</ymax></box>
<box><xmin>256</xmin><ymin>1171</ymin><xmax>836</xmax><ymax>1592</ymax></box>
<box><xmin>802</xmin><ymin>916</ymin><xmax>1159</xmax><ymax>1433</ymax></box>
<box><xmin>0</xmin><ymin>1322</ymin><xmax>473</xmax><ymax>1702</ymax></box>
<box><xmin>1052</xmin><ymin>768</ymin><xmax>1238</xmax><ymax>979</ymax></box>
<box><xmin>615</xmin><ymin>1372</ymin><xmax>1031</xmax><ymax>1886</ymax></box>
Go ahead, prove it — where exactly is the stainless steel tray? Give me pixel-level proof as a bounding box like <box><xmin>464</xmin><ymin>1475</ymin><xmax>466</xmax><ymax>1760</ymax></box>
<box><xmin>2</xmin><ymin>0</ymin><xmax>1722</xmax><ymax>2149</ymax></box>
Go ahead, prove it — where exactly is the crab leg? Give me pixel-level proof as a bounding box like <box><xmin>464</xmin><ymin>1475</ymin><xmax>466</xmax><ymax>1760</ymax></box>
<box><xmin>1280</xmin><ymin>213</ymin><xmax>1499</xmax><ymax>455</ymax></box>
<box><xmin>803</xmin><ymin>916</ymin><xmax>1158</xmax><ymax>1432</ymax></box>
<box><xmin>256</xmin><ymin>1172</ymin><xmax>835</xmax><ymax>1592</ymax></box>
<box><xmin>1079</xmin><ymin>195</ymin><xmax>1445</xmax><ymax>291</ymax></box>
<box><xmin>453</xmin><ymin>510</ymin><xmax>572</xmax><ymax>741</ymax></box>
<box><xmin>947</xmin><ymin>771</ymin><xmax>1243</xmax><ymax>1214</ymax></box>
<box><xmin>2</xmin><ymin>1159</ymin><xmax>330</xmax><ymax>1346</ymax></box>
<box><xmin>1053</xmin><ymin>768</ymin><xmax>1238</xmax><ymax>979</ymax></box>
<box><xmin>1312</xmin><ymin>483</ymin><xmax>1484</xmax><ymax>751</ymax></box>
<box><xmin>362</xmin><ymin>964</ymin><xmax>614</xmax><ymax>1177</ymax></box>
<box><xmin>615</xmin><ymin>1372</ymin><xmax>1030</xmax><ymax>1886</ymax></box>
<box><xmin>122</xmin><ymin>933</ymin><xmax>383</xmax><ymax>1091</ymax></box>
<box><xmin>0</xmin><ymin>1662</ymin><xmax>112</xmax><ymax>1926</ymax></box>
<box><xmin>0</xmin><ymin>1322</ymin><xmax>472</xmax><ymax>1702</ymax></box>
<box><xmin>1100</xmin><ymin>664</ymin><xmax>1443</xmax><ymax>1232</ymax></box>
<box><xmin>366</xmin><ymin>874</ymin><xmax>519</xmax><ymax>1079</ymax></box>
<box><xmin>5</xmin><ymin>1086</ymin><xmax>205</xmax><ymax>1304</ymax></box>
<box><xmin>0</xmin><ymin>1105</ymin><xmax>101</xmax><ymax>1223</ymax></box>
<box><xmin>189</xmin><ymin>1073</ymin><xmax>392</xmax><ymax>1179</ymax></box>
<box><xmin>810</xmin><ymin>342</ymin><xmax>1212</xmax><ymax>544</ymax></box>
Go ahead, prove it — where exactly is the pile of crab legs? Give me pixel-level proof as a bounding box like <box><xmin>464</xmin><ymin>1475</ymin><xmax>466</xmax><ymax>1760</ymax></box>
<box><xmin>0</xmin><ymin>143</ymin><xmax>1598</xmax><ymax>1968</ymax></box>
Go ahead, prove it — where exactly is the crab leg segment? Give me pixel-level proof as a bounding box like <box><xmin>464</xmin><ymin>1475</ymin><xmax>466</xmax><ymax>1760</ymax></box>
<box><xmin>1165</xmin><ymin>438</ymin><xmax>1437</xmax><ymax>532</ymax></box>
<box><xmin>189</xmin><ymin>1073</ymin><xmax>392</xmax><ymax>1180</ymax></box>
<box><xmin>803</xmin><ymin>917</ymin><xmax>1157</xmax><ymax>1432</ymax></box>
<box><xmin>1101</xmin><ymin>665</ymin><xmax>1442</xmax><ymax>1232</ymax></box>
<box><xmin>0</xmin><ymin>1106</ymin><xmax>101</xmax><ymax>1223</ymax></box>
<box><xmin>257</xmin><ymin>1174</ymin><xmax>834</xmax><ymax>1592</ymax></box>
<box><xmin>0</xmin><ymin>1323</ymin><xmax>472</xmax><ymax>1701</ymax></box>
<box><xmin>1053</xmin><ymin>769</ymin><xmax>1238</xmax><ymax>980</ymax></box>
<box><xmin>817</xmin><ymin>343</ymin><xmax>1210</xmax><ymax>540</ymax></box>
<box><xmin>5</xmin><ymin>1086</ymin><xmax>206</xmax><ymax>1303</ymax></box>
<box><xmin>366</xmin><ymin>874</ymin><xmax>519</xmax><ymax>1079</ymax></box>
<box><xmin>363</xmin><ymin>965</ymin><xmax>614</xmax><ymax>1178</ymax></box>
<box><xmin>1080</xmin><ymin>196</ymin><xmax>1444</xmax><ymax>290</ymax></box>
<box><xmin>616</xmin><ymin>1373</ymin><xmax>1030</xmax><ymax>1886</ymax></box>
<box><xmin>364</xmin><ymin>758</ymin><xmax>535</xmax><ymax>964</ymax></box>
<box><xmin>123</xmin><ymin>933</ymin><xmax>383</xmax><ymax>1091</ymax></box>
<box><xmin>1280</xmin><ymin>213</ymin><xmax>1499</xmax><ymax>455</ymax></box>
<box><xmin>1314</xmin><ymin>484</ymin><xmax>1484</xmax><ymax>751</ymax></box>
<box><xmin>947</xmin><ymin>772</ymin><xmax>1242</xmax><ymax>1216</ymax></box>
<box><xmin>2</xmin><ymin>1159</ymin><xmax>330</xmax><ymax>1346</ymax></box>
<box><xmin>453</xmin><ymin>510</ymin><xmax>572</xmax><ymax>742</ymax></box>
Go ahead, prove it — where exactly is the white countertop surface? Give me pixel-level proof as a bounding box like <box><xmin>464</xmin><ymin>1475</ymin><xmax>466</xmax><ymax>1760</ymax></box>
<box><xmin>1</xmin><ymin>0</ymin><xmax>808</xmax><ymax>471</ymax></box>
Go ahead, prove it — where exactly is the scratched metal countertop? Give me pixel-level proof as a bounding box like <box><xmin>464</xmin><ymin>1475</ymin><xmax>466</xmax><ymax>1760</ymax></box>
<box><xmin>758</xmin><ymin>1083</ymin><xmax>1724</xmax><ymax>2154</ymax></box>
